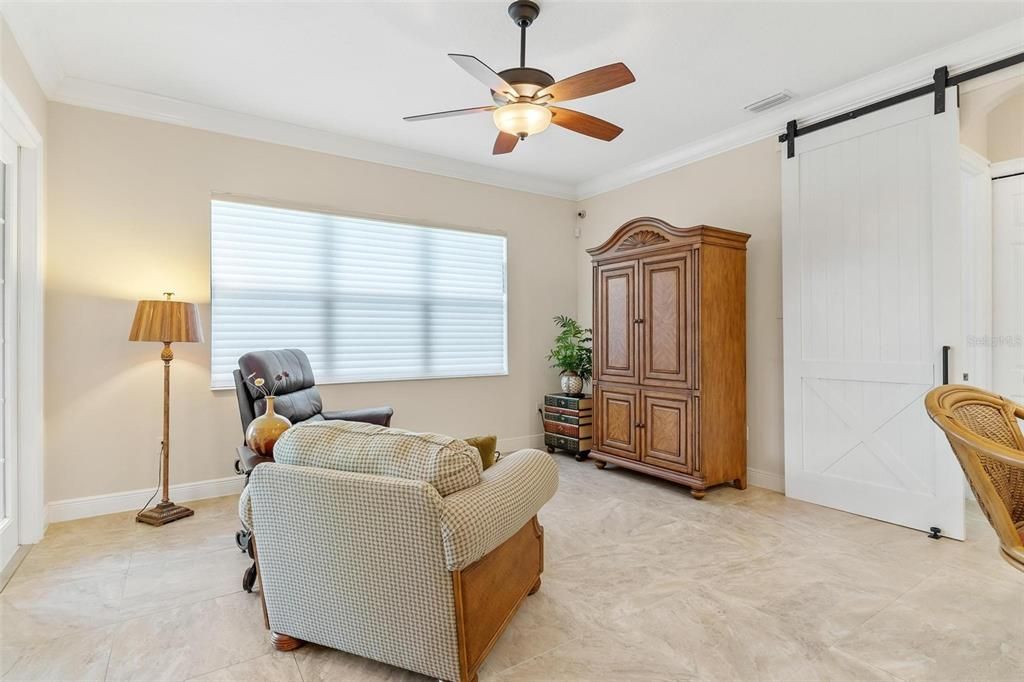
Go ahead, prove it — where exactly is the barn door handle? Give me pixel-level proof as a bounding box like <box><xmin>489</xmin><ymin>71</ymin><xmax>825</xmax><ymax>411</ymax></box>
<box><xmin>941</xmin><ymin>345</ymin><xmax>951</xmax><ymax>385</ymax></box>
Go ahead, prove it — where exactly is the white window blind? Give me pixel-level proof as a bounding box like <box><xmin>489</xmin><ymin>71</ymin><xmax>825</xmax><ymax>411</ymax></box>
<box><xmin>210</xmin><ymin>200</ymin><xmax>507</xmax><ymax>388</ymax></box>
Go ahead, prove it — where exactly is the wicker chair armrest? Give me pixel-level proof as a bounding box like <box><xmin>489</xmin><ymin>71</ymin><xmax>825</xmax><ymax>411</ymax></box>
<box><xmin>945</xmin><ymin>427</ymin><xmax>1024</xmax><ymax>470</ymax></box>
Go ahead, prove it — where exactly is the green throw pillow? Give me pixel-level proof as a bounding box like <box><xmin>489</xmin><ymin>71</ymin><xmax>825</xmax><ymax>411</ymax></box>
<box><xmin>464</xmin><ymin>435</ymin><xmax>498</xmax><ymax>471</ymax></box>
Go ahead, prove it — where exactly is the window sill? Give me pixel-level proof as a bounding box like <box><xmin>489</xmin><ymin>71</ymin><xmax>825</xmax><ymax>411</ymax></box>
<box><xmin>210</xmin><ymin>370</ymin><xmax>510</xmax><ymax>392</ymax></box>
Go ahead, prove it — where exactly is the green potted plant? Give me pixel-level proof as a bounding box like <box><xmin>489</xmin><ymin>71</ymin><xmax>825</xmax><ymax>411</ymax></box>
<box><xmin>547</xmin><ymin>315</ymin><xmax>592</xmax><ymax>397</ymax></box>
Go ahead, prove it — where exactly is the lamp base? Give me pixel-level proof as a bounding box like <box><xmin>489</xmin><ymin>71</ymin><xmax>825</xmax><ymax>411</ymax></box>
<box><xmin>136</xmin><ymin>501</ymin><xmax>194</xmax><ymax>526</ymax></box>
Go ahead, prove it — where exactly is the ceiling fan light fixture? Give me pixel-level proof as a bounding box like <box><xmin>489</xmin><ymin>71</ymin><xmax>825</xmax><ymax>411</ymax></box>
<box><xmin>404</xmin><ymin>1</ymin><xmax>634</xmax><ymax>155</ymax></box>
<box><xmin>493</xmin><ymin>102</ymin><xmax>551</xmax><ymax>138</ymax></box>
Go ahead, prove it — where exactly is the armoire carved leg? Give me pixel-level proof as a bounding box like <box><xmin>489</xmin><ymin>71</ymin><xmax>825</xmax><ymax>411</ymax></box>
<box><xmin>732</xmin><ymin>477</ymin><xmax>747</xmax><ymax>490</ymax></box>
<box><xmin>594</xmin><ymin>460</ymin><xmax>607</xmax><ymax>469</ymax></box>
<box><xmin>271</xmin><ymin>632</ymin><xmax>304</xmax><ymax>651</ymax></box>
<box><xmin>690</xmin><ymin>489</ymin><xmax>706</xmax><ymax>500</ymax></box>
<box><xmin>528</xmin><ymin>577</ymin><xmax>542</xmax><ymax>595</ymax></box>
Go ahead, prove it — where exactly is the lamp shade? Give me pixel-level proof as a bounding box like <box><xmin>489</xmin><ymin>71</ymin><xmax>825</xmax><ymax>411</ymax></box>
<box><xmin>129</xmin><ymin>295</ymin><xmax>204</xmax><ymax>343</ymax></box>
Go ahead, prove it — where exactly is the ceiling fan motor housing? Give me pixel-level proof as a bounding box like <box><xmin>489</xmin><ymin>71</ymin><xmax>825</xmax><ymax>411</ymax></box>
<box><xmin>492</xmin><ymin>67</ymin><xmax>555</xmax><ymax>103</ymax></box>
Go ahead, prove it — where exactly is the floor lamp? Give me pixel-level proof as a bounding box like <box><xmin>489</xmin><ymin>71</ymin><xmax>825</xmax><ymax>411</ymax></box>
<box><xmin>129</xmin><ymin>292</ymin><xmax>204</xmax><ymax>526</ymax></box>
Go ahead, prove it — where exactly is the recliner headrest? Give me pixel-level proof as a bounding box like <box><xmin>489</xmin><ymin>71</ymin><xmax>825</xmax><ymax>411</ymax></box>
<box><xmin>238</xmin><ymin>348</ymin><xmax>316</xmax><ymax>399</ymax></box>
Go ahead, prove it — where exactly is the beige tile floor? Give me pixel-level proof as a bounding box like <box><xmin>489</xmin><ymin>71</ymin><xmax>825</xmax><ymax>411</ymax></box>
<box><xmin>2</xmin><ymin>455</ymin><xmax>1022</xmax><ymax>681</ymax></box>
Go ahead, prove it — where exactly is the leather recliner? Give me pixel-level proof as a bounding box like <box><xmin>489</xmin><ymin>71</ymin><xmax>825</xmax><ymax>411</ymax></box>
<box><xmin>234</xmin><ymin>348</ymin><xmax>394</xmax><ymax>433</ymax></box>
<box><xmin>232</xmin><ymin>348</ymin><xmax>394</xmax><ymax>591</ymax></box>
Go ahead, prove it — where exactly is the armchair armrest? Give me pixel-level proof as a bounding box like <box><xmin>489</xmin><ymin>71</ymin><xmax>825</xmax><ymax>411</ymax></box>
<box><xmin>438</xmin><ymin>448</ymin><xmax>558</xmax><ymax>571</ymax></box>
<box><xmin>321</xmin><ymin>406</ymin><xmax>394</xmax><ymax>427</ymax></box>
<box><xmin>236</xmin><ymin>444</ymin><xmax>273</xmax><ymax>474</ymax></box>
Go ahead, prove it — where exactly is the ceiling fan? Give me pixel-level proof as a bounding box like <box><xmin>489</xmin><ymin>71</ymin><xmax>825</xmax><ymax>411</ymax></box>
<box><xmin>403</xmin><ymin>0</ymin><xmax>635</xmax><ymax>155</ymax></box>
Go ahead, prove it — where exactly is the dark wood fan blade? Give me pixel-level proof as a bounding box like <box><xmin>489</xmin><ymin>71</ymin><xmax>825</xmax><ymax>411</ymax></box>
<box><xmin>403</xmin><ymin>106</ymin><xmax>496</xmax><ymax>122</ymax></box>
<box><xmin>493</xmin><ymin>131</ymin><xmax>519</xmax><ymax>155</ymax></box>
<box><xmin>536</xmin><ymin>63</ymin><xmax>635</xmax><ymax>103</ymax></box>
<box><xmin>549</xmin><ymin>107</ymin><xmax>623</xmax><ymax>141</ymax></box>
<box><xmin>449</xmin><ymin>54</ymin><xmax>518</xmax><ymax>101</ymax></box>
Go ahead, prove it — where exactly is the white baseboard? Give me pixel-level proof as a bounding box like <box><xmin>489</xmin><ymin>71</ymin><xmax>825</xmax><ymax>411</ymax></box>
<box><xmin>46</xmin><ymin>441</ymin><xmax>776</xmax><ymax>523</ymax></box>
<box><xmin>46</xmin><ymin>435</ymin><xmax>546</xmax><ymax>524</ymax></box>
<box><xmin>47</xmin><ymin>476</ymin><xmax>245</xmax><ymax>524</ymax></box>
<box><xmin>498</xmin><ymin>433</ymin><xmax>546</xmax><ymax>452</ymax></box>
<box><xmin>748</xmin><ymin>467</ymin><xmax>785</xmax><ymax>493</ymax></box>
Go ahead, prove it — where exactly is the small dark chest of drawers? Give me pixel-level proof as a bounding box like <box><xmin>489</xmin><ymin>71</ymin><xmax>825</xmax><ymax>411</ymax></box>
<box><xmin>543</xmin><ymin>393</ymin><xmax>592</xmax><ymax>461</ymax></box>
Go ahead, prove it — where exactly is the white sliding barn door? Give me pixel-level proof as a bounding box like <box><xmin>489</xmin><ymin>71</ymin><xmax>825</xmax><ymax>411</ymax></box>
<box><xmin>782</xmin><ymin>90</ymin><xmax>965</xmax><ymax>540</ymax></box>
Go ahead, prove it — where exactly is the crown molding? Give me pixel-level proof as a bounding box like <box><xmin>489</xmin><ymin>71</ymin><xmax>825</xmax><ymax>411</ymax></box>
<box><xmin>5</xmin><ymin>5</ymin><xmax>1022</xmax><ymax>202</ymax></box>
<box><xmin>53</xmin><ymin>78</ymin><xmax>577</xmax><ymax>200</ymax></box>
<box><xmin>576</xmin><ymin>18</ymin><xmax>1024</xmax><ymax>199</ymax></box>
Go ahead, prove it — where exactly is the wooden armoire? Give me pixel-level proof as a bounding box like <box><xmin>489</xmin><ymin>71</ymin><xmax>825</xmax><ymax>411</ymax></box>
<box><xmin>587</xmin><ymin>218</ymin><xmax>750</xmax><ymax>499</ymax></box>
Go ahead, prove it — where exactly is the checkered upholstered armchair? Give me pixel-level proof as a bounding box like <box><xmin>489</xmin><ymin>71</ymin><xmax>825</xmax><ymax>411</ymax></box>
<box><xmin>239</xmin><ymin>420</ymin><xmax>559</xmax><ymax>682</ymax></box>
<box><xmin>926</xmin><ymin>385</ymin><xmax>1024</xmax><ymax>572</ymax></box>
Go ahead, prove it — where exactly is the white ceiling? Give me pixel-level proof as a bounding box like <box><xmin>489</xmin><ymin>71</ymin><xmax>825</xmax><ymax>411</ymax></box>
<box><xmin>4</xmin><ymin>1</ymin><xmax>1022</xmax><ymax>194</ymax></box>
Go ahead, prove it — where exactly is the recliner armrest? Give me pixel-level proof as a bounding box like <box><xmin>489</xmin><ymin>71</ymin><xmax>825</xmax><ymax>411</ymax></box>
<box><xmin>322</xmin><ymin>406</ymin><xmax>394</xmax><ymax>427</ymax></box>
<box><xmin>438</xmin><ymin>448</ymin><xmax>558</xmax><ymax>571</ymax></box>
<box><xmin>236</xmin><ymin>444</ymin><xmax>274</xmax><ymax>474</ymax></box>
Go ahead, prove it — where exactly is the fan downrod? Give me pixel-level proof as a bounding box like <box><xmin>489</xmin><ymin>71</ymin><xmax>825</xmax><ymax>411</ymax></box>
<box><xmin>508</xmin><ymin>0</ymin><xmax>540</xmax><ymax>28</ymax></box>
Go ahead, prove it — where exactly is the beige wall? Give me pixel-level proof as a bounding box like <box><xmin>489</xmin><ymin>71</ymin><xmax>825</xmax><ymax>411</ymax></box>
<box><xmin>42</xmin><ymin>66</ymin><xmax>1021</xmax><ymax>504</ymax></box>
<box><xmin>986</xmin><ymin>92</ymin><xmax>1024</xmax><ymax>162</ymax></box>
<box><xmin>960</xmin><ymin>75</ymin><xmax>1024</xmax><ymax>161</ymax></box>
<box><xmin>1</xmin><ymin>17</ymin><xmax>47</xmax><ymax>136</ymax></box>
<box><xmin>576</xmin><ymin>138</ymin><xmax>783</xmax><ymax>484</ymax></box>
<box><xmin>46</xmin><ymin>103</ymin><xmax>577</xmax><ymax>502</ymax></box>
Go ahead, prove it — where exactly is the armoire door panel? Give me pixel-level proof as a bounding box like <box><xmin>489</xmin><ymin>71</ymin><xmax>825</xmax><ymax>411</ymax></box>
<box><xmin>597</xmin><ymin>263</ymin><xmax>638</xmax><ymax>383</ymax></box>
<box><xmin>596</xmin><ymin>385</ymin><xmax>639</xmax><ymax>459</ymax></box>
<box><xmin>642</xmin><ymin>391</ymin><xmax>693</xmax><ymax>474</ymax></box>
<box><xmin>641</xmin><ymin>254</ymin><xmax>693</xmax><ymax>389</ymax></box>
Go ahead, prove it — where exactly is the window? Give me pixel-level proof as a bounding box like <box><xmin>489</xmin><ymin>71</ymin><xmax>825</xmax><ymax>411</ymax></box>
<box><xmin>210</xmin><ymin>199</ymin><xmax>507</xmax><ymax>388</ymax></box>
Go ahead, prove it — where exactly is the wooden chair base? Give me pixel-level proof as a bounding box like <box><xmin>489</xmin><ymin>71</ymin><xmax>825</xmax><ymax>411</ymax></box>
<box><xmin>271</xmin><ymin>632</ymin><xmax>304</xmax><ymax>651</ymax></box>
<box><xmin>452</xmin><ymin>517</ymin><xmax>544</xmax><ymax>682</ymax></box>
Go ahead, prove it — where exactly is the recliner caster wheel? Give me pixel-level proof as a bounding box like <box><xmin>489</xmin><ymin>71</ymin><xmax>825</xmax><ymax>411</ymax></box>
<box><xmin>546</xmin><ymin>446</ymin><xmax>555</xmax><ymax>453</ymax></box>
<box><xmin>235</xmin><ymin>530</ymin><xmax>247</xmax><ymax>552</ymax></box>
<box><xmin>243</xmin><ymin>564</ymin><xmax>257</xmax><ymax>593</ymax></box>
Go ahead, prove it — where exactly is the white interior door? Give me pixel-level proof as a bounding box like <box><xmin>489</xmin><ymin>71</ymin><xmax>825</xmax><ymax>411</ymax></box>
<box><xmin>959</xmin><ymin>147</ymin><xmax>992</xmax><ymax>392</ymax></box>
<box><xmin>992</xmin><ymin>168</ymin><xmax>1024</xmax><ymax>405</ymax></box>
<box><xmin>782</xmin><ymin>89</ymin><xmax>966</xmax><ymax>540</ymax></box>
<box><xmin>0</xmin><ymin>130</ymin><xmax>17</xmax><ymax>569</ymax></box>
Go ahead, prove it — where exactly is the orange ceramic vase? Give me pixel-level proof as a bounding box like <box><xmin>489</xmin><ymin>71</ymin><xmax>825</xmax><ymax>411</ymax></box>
<box><xmin>245</xmin><ymin>396</ymin><xmax>292</xmax><ymax>456</ymax></box>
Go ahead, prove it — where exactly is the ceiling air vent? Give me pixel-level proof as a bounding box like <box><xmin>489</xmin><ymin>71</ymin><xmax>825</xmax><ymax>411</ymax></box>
<box><xmin>744</xmin><ymin>90</ymin><xmax>794</xmax><ymax>113</ymax></box>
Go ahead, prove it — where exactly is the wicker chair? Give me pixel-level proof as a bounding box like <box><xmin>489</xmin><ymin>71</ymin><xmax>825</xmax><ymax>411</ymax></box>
<box><xmin>925</xmin><ymin>385</ymin><xmax>1024</xmax><ymax>572</ymax></box>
